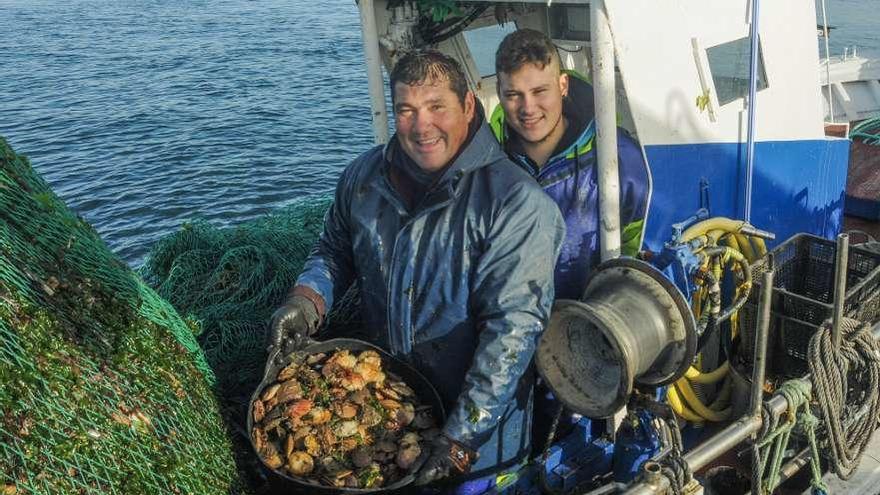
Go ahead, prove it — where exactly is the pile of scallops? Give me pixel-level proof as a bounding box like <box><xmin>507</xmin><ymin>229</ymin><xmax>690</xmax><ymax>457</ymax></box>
<box><xmin>251</xmin><ymin>349</ymin><xmax>439</xmax><ymax>489</ymax></box>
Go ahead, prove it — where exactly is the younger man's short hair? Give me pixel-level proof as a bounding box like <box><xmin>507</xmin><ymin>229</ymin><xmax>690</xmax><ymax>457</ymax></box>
<box><xmin>495</xmin><ymin>28</ymin><xmax>561</xmax><ymax>75</ymax></box>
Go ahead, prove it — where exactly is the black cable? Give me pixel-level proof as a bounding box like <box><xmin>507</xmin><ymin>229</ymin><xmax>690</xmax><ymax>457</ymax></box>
<box><xmin>693</xmin><ymin>269</ymin><xmax>721</xmax><ymax>351</ymax></box>
<box><xmin>419</xmin><ymin>6</ymin><xmax>488</xmax><ymax>45</ymax></box>
<box><xmin>698</xmin><ymin>246</ymin><xmax>753</xmax><ymax>325</ymax></box>
<box><xmin>658</xmin><ymin>403</ymin><xmax>691</xmax><ymax>495</ymax></box>
<box><xmin>543</xmin><ymin>402</ymin><xmax>565</xmax><ymax>455</ymax></box>
<box><xmin>537</xmin><ymin>402</ymin><xmax>566</xmax><ymax>495</ymax></box>
<box><xmin>697</xmin><ymin>317</ymin><xmax>719</xmax><ymax>352</ymax></box>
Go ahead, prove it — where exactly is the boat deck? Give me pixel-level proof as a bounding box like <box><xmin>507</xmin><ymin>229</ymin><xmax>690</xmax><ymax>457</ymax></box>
<box><xmin>809</xmin><ymin>430</ymin><xmax>880</xmax><ymax>495</ymax></box>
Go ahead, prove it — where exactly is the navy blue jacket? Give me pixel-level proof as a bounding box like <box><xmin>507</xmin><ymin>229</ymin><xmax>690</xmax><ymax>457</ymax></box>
<box><xmin>491</xmin><ymin>74</ymin><xmax>651</xmax><ymax>299</ymax></box>
<box><xmin>296</xmin><ymin>121</ymin><xmax>565</xmax><ymax>472</ymax></box>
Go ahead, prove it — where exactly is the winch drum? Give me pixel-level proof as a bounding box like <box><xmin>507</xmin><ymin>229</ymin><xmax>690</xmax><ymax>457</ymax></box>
<box><xmin>536</xmin><ymin>258</ymin><xmax>697</xmax><ymax>418</ymax></box>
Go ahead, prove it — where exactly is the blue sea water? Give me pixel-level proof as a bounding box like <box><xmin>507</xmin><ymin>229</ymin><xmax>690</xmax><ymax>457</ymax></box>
<box><xmin>0</xmin><ymin>0</ymin><xmax>877</xmax><ymax>265</ymax></box>
<box><xmin>1</xmin><ymin>0</ymin><xmax>377</xmax><ymax>264</ymax></box>
<box><xmin>821</xmin><ymin>0</ymin><xmax>880</xmax><ymax>60</ymax></box>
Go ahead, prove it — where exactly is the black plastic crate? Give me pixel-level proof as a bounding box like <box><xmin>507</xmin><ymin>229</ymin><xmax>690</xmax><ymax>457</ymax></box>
<box><xmin>738</xmin><ymin>233</ymin><xmax>880</xmax><ymax>377</ymax></box>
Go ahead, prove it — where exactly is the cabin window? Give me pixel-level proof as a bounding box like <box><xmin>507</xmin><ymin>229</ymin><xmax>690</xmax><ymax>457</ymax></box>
<box><xmin>463</xmin><ymin>23</ymin><xmax>517</xmax><ymax>77</ymax></box>
<box><xmin>549</xmin><ymin>5</ymin><xmax>590</xmax><ymax>42</ymax></box>
<box><xmin>706</xmin><ymin>36</ymin><xmax>768</xmax><ymax>106</ymax></box>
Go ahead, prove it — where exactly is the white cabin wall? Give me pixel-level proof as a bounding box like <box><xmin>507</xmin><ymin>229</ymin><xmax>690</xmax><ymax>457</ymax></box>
<box><xmin>820</xmin><ymin>57</ymin><xmax>880</xmax><ymax>122</ymax></box>
<box><xmin>605</xmin><ymin>0</ymin><xmax>826</xmax><ymax>145</ymax></box>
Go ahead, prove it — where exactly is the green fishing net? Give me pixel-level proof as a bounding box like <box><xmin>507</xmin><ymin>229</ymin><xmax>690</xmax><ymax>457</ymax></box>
<box><xmin>139</xmin><ymin>192</ymin><xmax>362</xmax><ymax>417</ymax></box>
<box><xmin>0</xmin><ymin>137</ymin><xmax>244</xmax><ymax>494</ymax></box>
<box><xmin>137</xmin><ymin>167</ymin><xmax>361</xmax><ymax>491</ymax></box>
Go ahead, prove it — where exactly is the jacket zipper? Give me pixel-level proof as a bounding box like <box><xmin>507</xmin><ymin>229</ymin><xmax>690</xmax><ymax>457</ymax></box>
<box><xmin>383</xmin><ymin>177</ymin><xmax>458</xmax><ymax>357</ymax></box>
<box><xmin>387</xmin><ymin>222</ymin><xmax>410</xmax><ymax>356</ymax></box>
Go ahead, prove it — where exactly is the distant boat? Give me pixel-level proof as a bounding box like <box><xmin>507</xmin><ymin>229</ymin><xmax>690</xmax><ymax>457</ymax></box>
<box><xmin>820</xmin><ymin>52</ymin><xmax>880</xmax><ymax>123</ymax></box>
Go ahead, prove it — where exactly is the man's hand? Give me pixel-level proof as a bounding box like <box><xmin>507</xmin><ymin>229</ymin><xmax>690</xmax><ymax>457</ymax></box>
<box><xmin>414</xmin><ymin>435</ymin><xmax>476</xmax><ymax>485</ymax></box>
<box><xmin>268</xmin><ymin>295</ymin><xmax>320</xmax><ymax>352</ymax></box>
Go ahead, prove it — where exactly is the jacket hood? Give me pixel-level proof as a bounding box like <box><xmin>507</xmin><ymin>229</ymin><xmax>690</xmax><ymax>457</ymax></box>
<box><xmin>561</xmin><ymin>73</ymin><xmax>595</xmax><ymax>146</ymax></box>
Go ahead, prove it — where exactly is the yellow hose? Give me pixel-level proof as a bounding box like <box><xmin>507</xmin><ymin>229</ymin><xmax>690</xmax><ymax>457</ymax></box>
<box><xmin>684</xmin><ymin>361</ymin><xmax>729</xmax><ymax>384</ymax></box>
<box><xmin>753</xmin><ymin>237</ymin><xmax>767</xmax><ymax>257</ymax></box>
<box><xmin>733</xmin><ymin>233</ymin><xmax>757</xmax><ymax>263</ymax></box>
<box><xmin>675</xmin><ymin>379</ymin><xmax>732</xmax><ymax>422</ymax></box>
<box><xmin>681</xmin><ymin>217</ymin><xmax>747</xmax><ymax>243</ymax></box>
<box><xmin>709</xmin><ymin>375</ymin><xmax>733</xmax><ymax>410</ymax></box>
<box><xmin>668</xmin><ymin>216</ymin><xmax>768</xmax><ymax>422</ymax></box>
<box><xmin>667</xmin><ymin>385</ymin><xmax>705</xmax><ymax>423</ymax></box>
<box><xmin>668</xmin><ymin>375</ymin><xmax>735</xmax><ymax>423</ymax></box>
<box><xmin>723</xmin><ymin>232</ymin><xmax>741</xmax><ymax>252</ymax></box>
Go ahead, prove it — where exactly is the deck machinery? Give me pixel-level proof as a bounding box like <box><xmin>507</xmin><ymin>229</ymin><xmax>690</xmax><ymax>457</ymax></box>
<box><xmin>351</xmin><ymin>1</ymin><xmax>880</xmax><ymax>494</ymax></box>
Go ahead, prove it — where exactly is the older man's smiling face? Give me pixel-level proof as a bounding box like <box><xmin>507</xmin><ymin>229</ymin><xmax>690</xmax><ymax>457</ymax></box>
<box><xmin>393</xmin><ymin>78</ymin><xmax>475</xmax><ymax>172</ymax></box>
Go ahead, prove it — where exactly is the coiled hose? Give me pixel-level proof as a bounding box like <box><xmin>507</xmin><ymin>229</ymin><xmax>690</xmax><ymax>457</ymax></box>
<box><xmin>667</xmin><ymin>217</ymin><xmax>765</xmax><ymax>423</ymax></box>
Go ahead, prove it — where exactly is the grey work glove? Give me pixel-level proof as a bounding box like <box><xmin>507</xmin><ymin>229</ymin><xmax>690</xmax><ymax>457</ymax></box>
<box><xmin>414</xmin><ymin>435</ymin><xmax>477</xmax><ymax>486</ymax></box>
<box><xmin>268</xmin><ymin>294</ymin><xmax>320</xmax><ymax>354</ymax></box>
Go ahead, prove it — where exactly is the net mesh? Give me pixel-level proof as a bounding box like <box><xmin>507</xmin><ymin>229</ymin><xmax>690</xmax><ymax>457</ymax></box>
<box><xmin>0</xmin><ymin>137</ymin><xmax>245</xmax><ymax>494</ymax></box>
<box><xmin>138</xmin><ymin>195</ymin><xmax>362</xmax><ymax>413</ymax></box>
<box><xmin>137</xmin><ymin>183</ymin><xmax>362</xmax><ymax>491</ymax></box>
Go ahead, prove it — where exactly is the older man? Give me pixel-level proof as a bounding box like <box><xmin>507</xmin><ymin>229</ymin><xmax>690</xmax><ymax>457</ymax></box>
<box><xmin>268</xmin><ymin>50</ymin><xmax>564</xmax><ymax>485</ymax></box>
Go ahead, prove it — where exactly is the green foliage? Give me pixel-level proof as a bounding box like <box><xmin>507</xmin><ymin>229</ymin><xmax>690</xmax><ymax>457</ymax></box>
<box><xmin>416</xmin><ymin>0</ymin><xmax>463</xmax><ymax>22</ymax></box>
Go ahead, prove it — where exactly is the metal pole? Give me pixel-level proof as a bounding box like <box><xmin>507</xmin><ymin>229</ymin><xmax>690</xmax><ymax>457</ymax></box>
<box><xmin>617</xmin><ymin>414</ymin><xmax>766</xmax><ymax>494</ymax></box>
<box><xmin>775</xmin><ymin>447</ymin><xmax>810</xmax><ymax>485</ymax></box>
<box><xmin>618</xmin><ymin>462</ymin><xmax>667</xmax><ymax>495</ymax></box>
<box><xmin>820</xmin><ymin>0</ymin><xmax>835</xmax><ymax>122</ymax></box>
<box><xmin>590</xmin><ymin>0</ymin><xmax>621</xmax><ymax>261</ymax></box>
<box><xmin>832</xmin><ymin>233</ymin><xmax>849</xmax><ymax>351</ymax></box>
<box><xmin>743</xmin><ymin>0</ymin><xmax>760</xmax><ymax>223</ymax></box>
<box><xmin>357</xmin><ymin>0</ymin><xmax>390</xmax><ymax>144</ymax></box>
<box><xmin>750</xmin><ymin>269</ymin><xmax>774</xmax><ymax>419</ymax></box>
<box><xmin>687</xmin><ymin>415</ymin><xmax>765</xmax><ymax>473</ymax></box>
<box><xmin>749</xmin><ymin>267</ymin><xmax>773</xmax><ymax>494</ymax></box>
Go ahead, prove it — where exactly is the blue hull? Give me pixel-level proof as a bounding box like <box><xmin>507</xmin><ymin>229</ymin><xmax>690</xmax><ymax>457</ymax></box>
<box><xmin>643</xmin><ymin>139</ymin><xmax>851</xmax><ymax>250</ymax></box>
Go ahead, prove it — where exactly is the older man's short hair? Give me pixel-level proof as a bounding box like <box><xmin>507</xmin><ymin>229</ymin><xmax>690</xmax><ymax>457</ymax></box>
<box><xmin>390</xmin><ymin>50</ymin><xmax>469</xmax><ymax>105</ymax></box>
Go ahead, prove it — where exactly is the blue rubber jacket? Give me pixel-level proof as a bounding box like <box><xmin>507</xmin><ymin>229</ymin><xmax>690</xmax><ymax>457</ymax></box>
<box><xmin>491</xmin><ymin>74</ymin><xmax>651</xmax><ymax>300</ymax></box>
<box><xmin>296</xmin><ymin>121</ymin><xmax>565</xmax><ymax>473</ymax></box>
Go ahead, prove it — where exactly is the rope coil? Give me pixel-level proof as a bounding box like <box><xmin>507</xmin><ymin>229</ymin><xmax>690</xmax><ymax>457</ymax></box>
<box><xmin>808</xmin><ymin>317</ymin><xmax>880</xmax><ymax>480</ymax></box>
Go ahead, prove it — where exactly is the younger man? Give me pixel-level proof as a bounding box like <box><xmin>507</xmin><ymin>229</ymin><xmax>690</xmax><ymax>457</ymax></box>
<box><xmin>493</xmin><ymin>29</ymin><xmax>650</xmax><ymax>299</ymax></box>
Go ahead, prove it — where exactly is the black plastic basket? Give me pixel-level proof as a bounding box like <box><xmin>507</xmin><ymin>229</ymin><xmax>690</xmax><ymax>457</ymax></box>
<box><xmin>738</xmin><ymin>233</ymin><xmax>880</xmax><ymax>378</ymax></box>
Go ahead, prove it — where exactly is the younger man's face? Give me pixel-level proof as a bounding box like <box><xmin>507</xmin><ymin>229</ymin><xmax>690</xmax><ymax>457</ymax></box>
<box><xmin>497</xmin><ymin>62</ymin><xmax>568</xmax><ymax>145</ymax></box>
